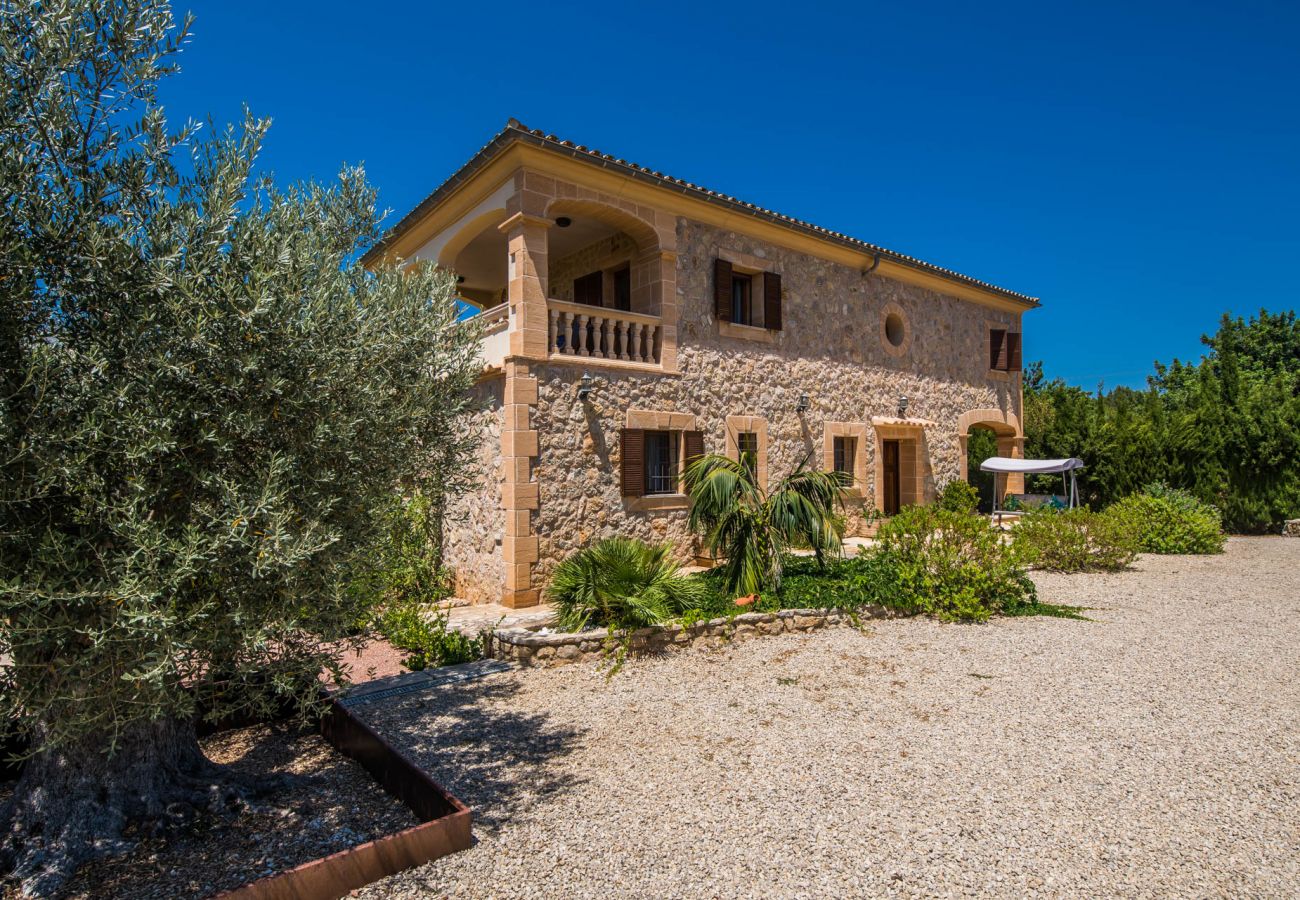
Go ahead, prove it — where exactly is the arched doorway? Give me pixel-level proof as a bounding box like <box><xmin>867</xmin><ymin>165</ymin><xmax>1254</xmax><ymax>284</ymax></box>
<box><xmin>957</xmin><ymin>409</ymin><xmax>1025</xmax><ymax>513</ymax></box>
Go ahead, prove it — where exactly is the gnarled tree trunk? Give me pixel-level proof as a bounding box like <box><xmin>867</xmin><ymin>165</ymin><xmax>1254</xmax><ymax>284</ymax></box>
<box><xmin>0</xmin><ymin>716</ymin><xmax>281</xmax><ymax>897</ymax></box>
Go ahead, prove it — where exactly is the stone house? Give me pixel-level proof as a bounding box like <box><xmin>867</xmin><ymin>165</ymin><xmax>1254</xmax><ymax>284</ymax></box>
<box><xmin>363</xmin><ymin>120</ymin><xmax>1038</xmax><ymax>608</ymax></box>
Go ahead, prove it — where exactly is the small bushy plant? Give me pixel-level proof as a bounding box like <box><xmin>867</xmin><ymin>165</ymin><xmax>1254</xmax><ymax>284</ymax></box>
<box><xmin>876</xmin><ymin>506</ymin><xmax>1036</xmax><ymax>621</ymax></box>
<box><xmin>1106</xmin><ymin>485</ymin><xmax>1226</xmax><ymax>554</ymax></box>
<box><xmin>1013</xmin><ymin>507</ymin><xmax>1139</xmax><ymax>572</ymax></box>
<box><xmin>377</xmin><ymin>601</ymin><xmax>482</xmax><ymax>670</ymax></box>
<box><xmin>547</xmin><ymin>538</ymin><xmax>708</xmax><ymax>632</ymax></box>
<box><xmin>758</xmin><ymin>552</ymin><xmax>905</xmax><ymax>611</ymax></box>
<box><xmin>936</xmin><ymin>480</ymin><xmax>981</xmax><ymax>514</ymax></box>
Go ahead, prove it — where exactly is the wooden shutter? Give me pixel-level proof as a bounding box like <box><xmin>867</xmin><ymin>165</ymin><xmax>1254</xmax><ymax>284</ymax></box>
<box><xmin>763</xmin><ymin>272</ymin><xmax>782</xmax><ymax>331</ymax></box>
<box><xmin>1007</xmin><ymin>332</ymin><xmax>1022</xmax><ymax>371</ymax></box>
<box><xmin>683</xmin><ymin>430</ymin><xmax>705</xmax><ymax>469</ymax></box>
<box><xmin>714</xmin><ymin>258</ymin><xmax>733</xmax><ymax>322</ymax></box>
<box><xmin>989</xmin><ymin>329</ymin><xmax>1008</xmax><ymax>371</ymax></box>
<box><xmin>620</xmin><ymin>429</ymin><xmax>644</xmax><ymax>497</ymax></box>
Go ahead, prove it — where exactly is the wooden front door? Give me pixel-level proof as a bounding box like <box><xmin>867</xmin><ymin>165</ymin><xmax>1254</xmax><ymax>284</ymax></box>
<box><xmin>882</xmin><ymin>440</ymin><xmax>901</xmax><ymax>516</ymax></box>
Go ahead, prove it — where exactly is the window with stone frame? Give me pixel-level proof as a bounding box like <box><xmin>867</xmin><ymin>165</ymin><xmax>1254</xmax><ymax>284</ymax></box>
<box><xmin>644</xmin><ymin>430</ymin><xmax>680</xmax><ymax>495</ymax></box>
<box><xmin>737</xmin><ymin>431</ymin><xmax>759</xmax><ymax>477</ymax></box>
<box><xmin>833</xmin><ymin>436</ymin><xmax>857</xmax><ymax>481</ymax></box>
<box><xmin>731</xmin><ymin>273</ymin><xmax>754</xmax><ymax>326</ymax></box>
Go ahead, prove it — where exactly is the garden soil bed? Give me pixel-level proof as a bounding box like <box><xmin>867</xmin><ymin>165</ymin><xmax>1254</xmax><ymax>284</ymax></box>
<box><xmin>46</xmin><ymin>722</ymin><xmax>418</xmax><ymax>900</ymax></box>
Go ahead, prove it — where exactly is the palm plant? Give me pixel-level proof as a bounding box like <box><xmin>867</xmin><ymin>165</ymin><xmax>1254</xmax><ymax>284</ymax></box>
<box><xmin>546</xmin><ymin>537</ymin><xmax>708</xmax><ymax>632</ymax></box>
<box><xmin>684</xmin><ymin>451</ymin><xmax>851</xmax><ymax>595</ymax></box>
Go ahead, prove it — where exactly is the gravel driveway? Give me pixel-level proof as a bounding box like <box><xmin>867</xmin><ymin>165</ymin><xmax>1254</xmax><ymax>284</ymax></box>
<box><xmin>356</xmin><ymin>537</ymin><xmax>1300</xmax><ymax>898</ymax></box>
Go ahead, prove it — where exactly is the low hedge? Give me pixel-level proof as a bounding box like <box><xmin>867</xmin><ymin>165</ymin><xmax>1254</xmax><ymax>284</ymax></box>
<box><xmin>1105</xmin><ymin>485</ymin><xmax>1226</xmax><ymax>555</ymax></box>
<box><xmin>875</xmin><ymin>505</ymin><xmax>1037</xmax><ymax>621</ymax></box>
<box><xmin>1013</xmin><ymin>506</ymin><xmax>1139</xmax><ymax>572</ymax></box>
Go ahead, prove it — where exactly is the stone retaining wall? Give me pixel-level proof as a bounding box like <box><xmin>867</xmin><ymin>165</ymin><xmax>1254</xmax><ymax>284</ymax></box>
<box><xmin>487</xmin><ymin>606</ymin><xmax>906</xmax><ymax>667</ymax></box>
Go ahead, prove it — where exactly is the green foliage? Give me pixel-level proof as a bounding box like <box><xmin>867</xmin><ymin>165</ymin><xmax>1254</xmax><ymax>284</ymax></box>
<box><xmin>964</xmin><ymin>427</ymin><xmax>1000</xmax><ymax>512</ymax></box>
<box><xmin>350</xmin><ymin>492</ymin><xmax>451</xmax><ymax>609</ymax></box>
<box><xmin>936</xmin><ymin>479</ymin><xmax>981</xmax><ymax>514</ymax></box>
<box><xmin>375</xmin><ymin>601</ymin><xmax>482</xmax><ymax>670</ymax></box>
<box><xmin>684</xmin><ymin>452</ymin><xmax>851</xmax><ymax>595</ymax></box>
<box><xmin>546</xmin><ymin>538</ymin><xmax>708</xmax><ymax>632</ymax></box>
<box><xmin>1013</xmin><ymin>507</ymin><xmax>1139</xmax><ymax>572</ymax></box>
<box><xmin>1023</xmin><ymin>309</ymin><xmax>1300</xmax><ymax>533</ymax></box>
<box><xmin>757</xmin><ymin>551</ymin><xmax>905</xmax><ymax>611</ymax></box>
<box><xmin>0</xmin><ymin>1</ymin><xmax>485</xmax><ymax>755</ymax></box>
<box><xmin>876</xmin><ymin>506</ymin><xmax>1037</xmax><ymax>621</ymax></box>
<box><xmin>1106</xmin><ymin>486</ymin><xmax>1226</xmax><ymax>555</ymax></box>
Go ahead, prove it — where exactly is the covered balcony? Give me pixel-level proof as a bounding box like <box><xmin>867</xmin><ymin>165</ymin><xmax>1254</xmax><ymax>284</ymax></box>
<box><xmin>433</xmin><ymin>197</ymin><xmax>674</xmax><ymax>373</ymax></box>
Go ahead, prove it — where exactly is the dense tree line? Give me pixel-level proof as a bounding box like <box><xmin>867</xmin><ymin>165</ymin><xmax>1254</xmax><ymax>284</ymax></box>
<box><xmin>1023</xmin><ymin>309</ymin><xmax>1300</xmax><ymax>533</ymax></box>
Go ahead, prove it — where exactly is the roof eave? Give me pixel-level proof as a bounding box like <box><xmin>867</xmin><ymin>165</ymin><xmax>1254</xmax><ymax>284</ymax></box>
<box><xmin>364</xmin><ymin>120</ymin><xmax>1041</xmax><ymax>309</ymax></box>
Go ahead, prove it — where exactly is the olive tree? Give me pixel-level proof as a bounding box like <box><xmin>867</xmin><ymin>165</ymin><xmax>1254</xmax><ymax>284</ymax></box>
<box><xmin>0</xmin><ymin>2</ymin><xmax>483</xmax><ymax>892</ymax></box>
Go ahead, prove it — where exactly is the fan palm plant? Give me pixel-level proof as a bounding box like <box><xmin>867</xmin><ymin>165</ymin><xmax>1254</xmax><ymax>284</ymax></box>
<box><xmin>684</xmin><ymin>451</ymin><xmax>851</xmax><ymax>595</ymax></box>
<box><xmin>546</xmin><ymin>537</ymin><xmax>708</xmax><ymax>632</ymax></box>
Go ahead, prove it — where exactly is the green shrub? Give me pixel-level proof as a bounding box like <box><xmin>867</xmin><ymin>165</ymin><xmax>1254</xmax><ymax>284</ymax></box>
<box><xmin>547</xmin><ymin>538</ymin><xmax>708</xmax><ymax>632</ymax></box>
<box><xmin>759</xmin><ymin>551</ymin><xmax>905</xmax><ymax>611</ymax></box>
<box><xmin>936</xmin><ymin>480</ymin><xmax>980</xmax><ymax>514</ymax></box>
<box><xmin>350</xmin><ymin>491</ymin><xmax>451</xmax><ymax>610</ymax></box>
<box><xmin>376</xmin><ymin>601</ymin><xmax>483</xmax><ymax>670</ymax></box>
<box><xmin>1013</xmin><ymin>507</ymin><xmax>1139</xmax><ymax>572</ymax></box>
<box><xmin>876</xmin><ymin>506</ymin><xmax>1036</xmax><ymax>621</ymax></box>
<box><xmin>1106</xmin><ymin>485</ymin><xmax>1226</xmax><ymax>554</ymax></box>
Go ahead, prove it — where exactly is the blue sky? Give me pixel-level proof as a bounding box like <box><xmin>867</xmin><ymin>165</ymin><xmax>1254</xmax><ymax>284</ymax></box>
<box><xmin>159</xmin><ymin>1</ymin><xmax>1299</xmax><ymax>389</ymax></box>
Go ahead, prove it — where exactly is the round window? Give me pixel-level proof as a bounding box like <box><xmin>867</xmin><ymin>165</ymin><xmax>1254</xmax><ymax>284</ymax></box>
<box><xmin>885</xmin><ymin>312</ymin><xmax>906</xmax><ymax>347</ymax></box>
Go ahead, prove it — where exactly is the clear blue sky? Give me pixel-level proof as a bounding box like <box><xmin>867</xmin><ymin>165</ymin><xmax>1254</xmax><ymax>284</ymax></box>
<box><xmin>158</xmin><ymin>0</ymin><xmax>1298</xmax><ymax>389</ymax></box>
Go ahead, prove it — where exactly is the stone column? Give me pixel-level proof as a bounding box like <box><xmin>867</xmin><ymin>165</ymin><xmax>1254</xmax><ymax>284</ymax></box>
<box><xmin>643</xmin><ymin>249</ymin><xmax>678</xmax><ymax>372</ymax></box>
<box><xmin>500</xmin><ymin>360</ymin><xmax>540</xmax><ymax>608</ymax></box>
<box><xmin>496</xmin><ymin>210</ymin><xmax>548</xmax><ymax>607</ymax></box>
<box><xmin>500</xmin><ymin>212</ymin><xmax>550</xmax><ymax>362</ymax></box>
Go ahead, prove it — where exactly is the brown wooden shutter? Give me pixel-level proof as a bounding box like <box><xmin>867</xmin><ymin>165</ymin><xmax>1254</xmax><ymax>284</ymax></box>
<box><xmin>1007</xmin><ymin>332</ymin><xmax>1022</xmax><ymax>371</ymax></box>
<box><xmin>683</xmin><ymin>430</ymin><xmax>705</xmax><ymax>470</ymax></box>
<box><xmin>763</xmin><ymin>271</ymin><xmax>782</xmax><ymax>331</ymax></box>
<box><xmin>989</xmin><ymin>329</ymin><xmax>1008</xmax><ymax>371</ymax></box>
<box><xmin>620</xmin><ymin>429</ymin><xmax>644</xmax><ymax>497</ymax></box>
<box><xmin>714</xmin><ymin>258</ymin><xmax>733</xmax><ymax>322</ymax></box>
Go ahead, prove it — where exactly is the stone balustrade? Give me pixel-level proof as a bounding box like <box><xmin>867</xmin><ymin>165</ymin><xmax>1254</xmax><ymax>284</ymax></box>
<box><xmin>546</xmin><ymin>299</ymin><xmax>662</xmax><ymax>366</ymax></box>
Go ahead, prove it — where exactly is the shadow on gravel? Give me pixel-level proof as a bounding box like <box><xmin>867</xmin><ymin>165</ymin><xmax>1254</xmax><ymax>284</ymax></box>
<box><xmin>371</xmin><ymin>676</ymin><xmax>584</xmax><ymax>832</ymax></box>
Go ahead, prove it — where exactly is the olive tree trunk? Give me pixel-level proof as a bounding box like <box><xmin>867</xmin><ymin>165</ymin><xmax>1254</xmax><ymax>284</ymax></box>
<box><xmin>0</xmin><ymin>717</ymin><xmax>281</xmax><ymax>897</ymax></box>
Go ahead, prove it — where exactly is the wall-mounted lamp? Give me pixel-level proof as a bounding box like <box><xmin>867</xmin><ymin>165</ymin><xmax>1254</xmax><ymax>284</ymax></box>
<box><xmin>555</xmin><ymin>216</ymin><xmax>572</xmax><ymax>228</ymax></box>
<box><xmin>897</xmin><ymin>396</ymin><xmax>909</xmax><ymax>418</ymax></box>
<box><xmin>576</xmin><ymin>371</ymin><xmax>594</xmax><ymax>403</ymax></box>
<box><xmin>795</xmin><ymin>392</ymin><xmax>811</xmax><ymax>414</ymax></box>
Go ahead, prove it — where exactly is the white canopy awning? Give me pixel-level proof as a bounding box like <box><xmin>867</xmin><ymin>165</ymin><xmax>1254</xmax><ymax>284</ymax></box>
<box><xmin>979</xmin><ymin>457</ymin><xmax>1085</xmax><ymax>475</ymax></box>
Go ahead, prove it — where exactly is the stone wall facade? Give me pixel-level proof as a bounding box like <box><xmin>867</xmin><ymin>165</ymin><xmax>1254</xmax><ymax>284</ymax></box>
<box><xmin>442</xmin><ymin>376</ymin><xmax>506</xmax><ymax>604</ymax></box>
<box><xmin>523</xmin><ymin>218</ymin><xmax>1023</xmax><ymax>583</ymax></box>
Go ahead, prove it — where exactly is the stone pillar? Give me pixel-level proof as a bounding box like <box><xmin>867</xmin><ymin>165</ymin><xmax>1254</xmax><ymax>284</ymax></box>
<box><xmin>500</xmin><ymin>212</ymin><xmax>550</xmax><ymax>362</ymax></box>
<box><xmin>643</xmin><ymin>249</ymin><xmax>679</xmax><ymax>372</ymax></box>
<box><xmin>500</xmin><ymin>360</ymin><xmax>540</xmax><ymax>608</ymax></box>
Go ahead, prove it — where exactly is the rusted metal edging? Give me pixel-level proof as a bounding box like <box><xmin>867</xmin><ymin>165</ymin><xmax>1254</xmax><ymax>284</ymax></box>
<box><xmin>215</xmin><ymin>697</ymin><xmax>472</xmax><ymax>900</ymax></box>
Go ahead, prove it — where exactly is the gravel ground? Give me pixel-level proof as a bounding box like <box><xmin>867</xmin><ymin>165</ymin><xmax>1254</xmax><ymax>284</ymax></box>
<box><xmin>356</xmin><ymin>536</ymin><xmax>1300</xmax><ymax>899</ymax></box>
<box><xmin>56</xmin><ymin>723</ymin><xmax>416</xmax><ymax>900</ymax></box>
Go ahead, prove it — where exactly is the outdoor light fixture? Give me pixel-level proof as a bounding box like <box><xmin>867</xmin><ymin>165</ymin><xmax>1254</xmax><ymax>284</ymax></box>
<box><xmin>456</xmin><ymin>275</ymin><xmax>466</xmax><ymax>284</ymax></box>
<box><xmin>795</xmin><ymin>392</ymin><xmax>811</xmax><ymax>413</ymax></box>
<box><xmin>898</xmin><ymin>396</ymin><xmax>909</xmax><ymax>417</ymax></box>
<box><xmin>577</xmin><ymin>371</ymin><xmax>594</xmax><ymax>402</ymax></box>
<box><xmin>555</xmin><ymin>216</ymin><xmax>572</xmax><ymax>228</ymax></box>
